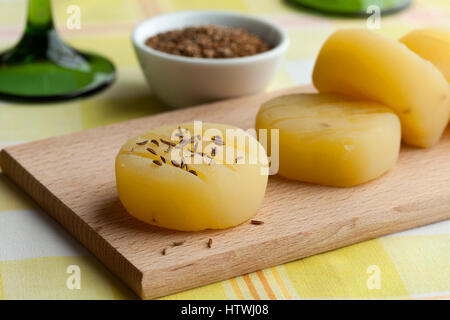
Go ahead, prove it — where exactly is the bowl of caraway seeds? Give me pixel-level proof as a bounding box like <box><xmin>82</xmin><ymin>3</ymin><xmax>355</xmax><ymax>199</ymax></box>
<box><xmin>132</xmin><ymin>11</ymin><xmax>289</xmax><ymax>108</ymax></box>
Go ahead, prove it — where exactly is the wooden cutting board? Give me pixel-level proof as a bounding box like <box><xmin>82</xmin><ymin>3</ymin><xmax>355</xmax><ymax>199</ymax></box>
<box><xmin>1</xmin><ymin>85</ymin><xmax>450</xmax><ymax>299</ymax></box>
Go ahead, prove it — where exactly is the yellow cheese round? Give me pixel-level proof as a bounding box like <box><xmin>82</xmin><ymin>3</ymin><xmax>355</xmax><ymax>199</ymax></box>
<box><xmin>313</xmin><ymin>29</ymin><xmax>450</xmax><ymax>148</ymax></box>
<box><xmin>256</xmin><ymin>93</ymin><xmax>401</xmax><ymax>187</ymax></box>
<box><xmin>115</xmin><ymin>122</ymin><xmax>268</xmax><ymax>231</ymax></box>
<box><xmin>400</xmin><ymin>28</ymin><xmax>450</xmax><ymax>83</ymax></box>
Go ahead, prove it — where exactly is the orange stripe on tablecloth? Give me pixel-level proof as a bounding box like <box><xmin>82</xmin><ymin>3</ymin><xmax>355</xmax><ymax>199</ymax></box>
<box><xmin>148</xmin><ymin>0</ymin><xmax>161</xmax><ymax>16</ymax></box>
<box><xmin>139</xmin><ymin>0</ymin><xmax>152</xmax><ymax>17</ymax></box>
<box><xmin>243</xmin><ymin>274</ymin><xmax>260</xmax><ymax>300</ymax></box>
<box><xmin>229</xmin><ymin>278</ymin><xmax>244</xmax><ymax>300</ymax></box>
<box><xmin>256</xmin><ymin>271</ymin><xmax>276</xmax><ymax>300</ymax></box>
<box><xmin>270</xmin><ymin>267</ymin><xmax>291</xmax><ymax>299</ymax></box>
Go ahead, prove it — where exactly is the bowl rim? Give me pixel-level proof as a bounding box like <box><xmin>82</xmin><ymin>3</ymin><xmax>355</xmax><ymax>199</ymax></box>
<box><xmin>131</xmin><ymin>10</ymin><xmax>290</xmax><ymax>65</ymax></box>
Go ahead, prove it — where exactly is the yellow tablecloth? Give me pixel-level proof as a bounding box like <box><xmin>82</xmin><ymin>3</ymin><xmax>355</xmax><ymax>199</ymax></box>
<box><xmin>0</xmin><ymin>0</ymin><xmax>449</xmax><ymax>300</ymax></box>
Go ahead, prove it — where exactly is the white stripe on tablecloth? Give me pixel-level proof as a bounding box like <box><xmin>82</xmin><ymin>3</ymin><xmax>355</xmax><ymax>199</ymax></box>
<box><xmin>285</xmin><ymin>59</ymin><xmax>316</xmax><ymax>86</ymax></box>
<box><xmin>0</xmin><ymin>209</ymin><xmax>88</xmax><ymax>261</ymax></box>
<box><xmin>0</xmin><ymin>141</ymin><xmax>27</xmax><ymax>150</ymax></box>
<box><xmin>382</xmin><ymin>219</ymin><xmax>450</xmax><ymax>238</ymax></box>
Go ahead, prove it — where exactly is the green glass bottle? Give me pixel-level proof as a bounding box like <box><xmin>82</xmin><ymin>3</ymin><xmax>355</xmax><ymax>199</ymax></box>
<box><xmin>287</xmin><ymin>0</ymin><xmax>412</xmax><ymax>16</ymax></box>
<box><xmin>0</xmin><ymin>0</ymin><xmax>115</xmax><ymax>101</ymax></box>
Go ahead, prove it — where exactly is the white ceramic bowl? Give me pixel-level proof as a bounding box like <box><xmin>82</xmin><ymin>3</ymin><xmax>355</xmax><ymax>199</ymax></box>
<box><xmin>132</xmin><ymin>10</ymin><xmax>289</xmax><ymax>108</ymax></box>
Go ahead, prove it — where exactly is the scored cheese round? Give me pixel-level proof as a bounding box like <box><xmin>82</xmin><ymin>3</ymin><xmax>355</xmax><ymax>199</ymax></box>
<box><xmin>256</xmin><ymin>93</ymin><xmax>401</xmax><ymax>187</ymax></box>
<box><xmin>115</xmin><ymin>122</ymin><xmax>268</xmax><ymax>231</ymax></box>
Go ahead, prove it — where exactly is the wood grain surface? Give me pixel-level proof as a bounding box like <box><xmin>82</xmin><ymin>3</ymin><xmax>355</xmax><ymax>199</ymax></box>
<box><xmin>1</xmin><ymin>85</ymin><xmax>450</xmax><ymax>299</ymax></box>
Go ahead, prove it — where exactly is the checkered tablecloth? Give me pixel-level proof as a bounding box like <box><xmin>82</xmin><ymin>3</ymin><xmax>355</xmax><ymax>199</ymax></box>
<box><xmin>0</xmin><ymin>0</ymin><xmax>449</xmax><ymax>300</ymax></box>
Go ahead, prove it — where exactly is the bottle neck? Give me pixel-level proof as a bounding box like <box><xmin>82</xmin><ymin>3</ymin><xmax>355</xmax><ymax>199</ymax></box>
<box><xmin>26</xmin><ymin>0</ymin><xmax>54</xmax><ymax>32</ymax></box>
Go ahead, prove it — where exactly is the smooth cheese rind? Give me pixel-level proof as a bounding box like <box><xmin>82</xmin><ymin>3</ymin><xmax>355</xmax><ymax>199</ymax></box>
<box><xmin>313</xmin><ymin>29</ymin><xmax>450</xmax><ymax>148</ymax></box>
<box><xmin>256</xmin><ymin>93</ymin><xmax>401</xmax><ymax>187</ymax></box>
<box><xmin>400</xmin><ymin>28</ymin><xmax>450</xmax><ymax>83</ymax></box>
